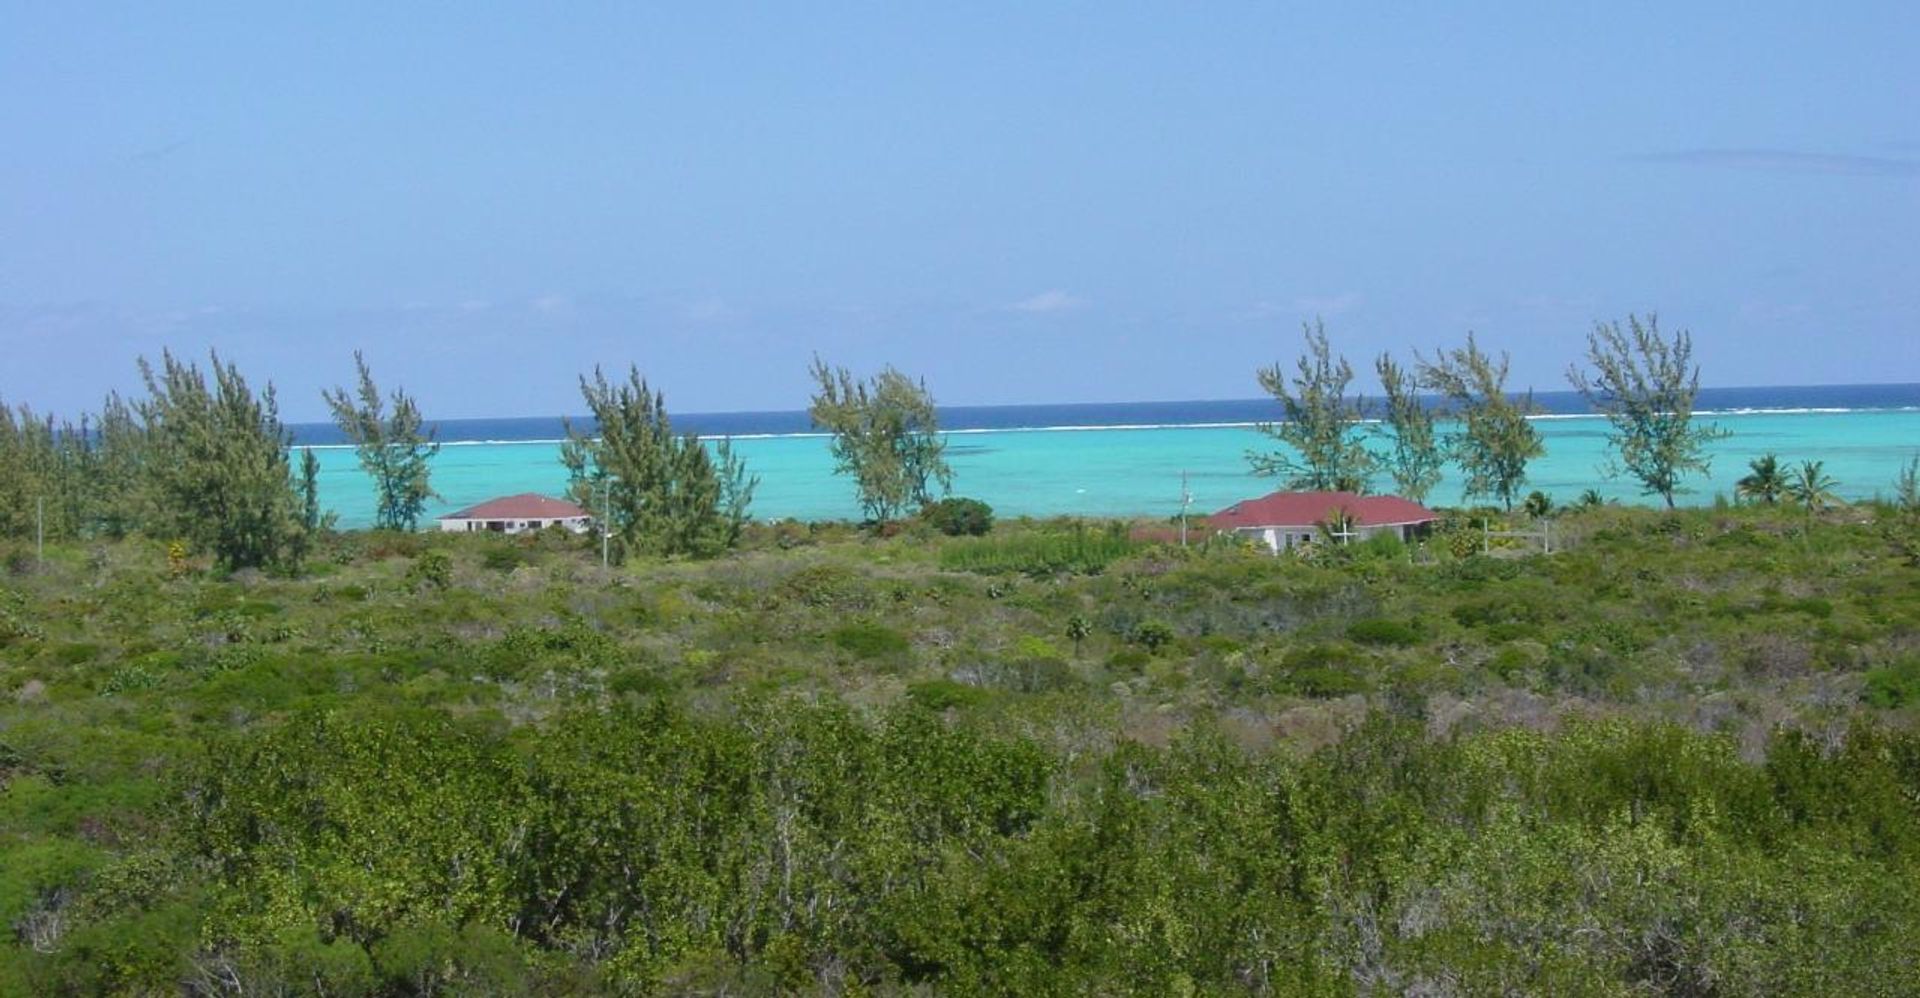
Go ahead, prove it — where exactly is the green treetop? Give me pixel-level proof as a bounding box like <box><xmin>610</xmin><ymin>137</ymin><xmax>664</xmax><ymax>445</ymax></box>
<box><xmin>1373</xmin><ymin>352</ymin><xmax>1443</xmax><ymax>502</ymax></box>
<box><xmin>1417</xmin><ymin>333</ymin><xmax>1544</xmax><ymax>511</ymax></box>
<box><xmin>808</xmin><ymin>356</ymin><xmax>952</xmax><ymax>524</ymax></box>
<box><xmin>560</xmin><ymin>366</ymin><xmax>755</xmax><ymax>561</ymax></box>
<box><xmin>136</xmin><ymin>350</ymin><xmax>303</xmax><ymax>570</ymax></box>
<box><xmin>323</xmin><ymin>352</ymin><xmax>441</xmax><ymax>531</ymax></box>
<box><xmin>1568</xmin><ymin>314</ymin><xmax>1728</xmax><ymax>508</ymax></box>
<box><xmin>1248</xmin><ymin>319</ymin><xmax>1375</xmax><ymax>492</ymax></box>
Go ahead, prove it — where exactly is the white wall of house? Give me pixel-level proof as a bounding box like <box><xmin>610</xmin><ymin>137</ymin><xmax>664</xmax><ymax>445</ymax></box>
<box><xmin>437</xmin><ymin>516</ymin><xmax>591</xmax><ymax>535</ymax></box>
<box><xmin>1236</xmin><ymin>523</ymin><xmax>1414</xmax><ymax>554</ymax></box>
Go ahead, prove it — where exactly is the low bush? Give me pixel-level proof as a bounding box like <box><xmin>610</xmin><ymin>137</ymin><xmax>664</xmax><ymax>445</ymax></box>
<box><xmin>1131</xmin><ymin>619</ymin><xmax>1176</xmax><ymax>653</ymax></box>
<box><xmin>481</xmin><ymin>547</ymin><xmax>530</xmax><ymax>573</ymax></box>
<box><xmin>1864</xmin><ymin>657</ymin><xmax>1920</xmax><ymax>709</ymax></box>
<box><xmin>906</xmin><ymin>678</ymin><xmax>989</xmax><ymax>711</ymax></box>
<box><xmin>922</xmin><ymin>497</ymin><xmax>994</xmax><ymax>537</ymax></box>
<box><xmin>830</xmin><ymin>621</ymin><xmax>910</xmax><ymax>660</ymax></box>
<box><xmin>407</xmin><ymin>551</ymin><xmax>453</xmax><ymax>591</ymax></box>
<box><xmin>940</xmin><ymin>523</ymin><xmax>1138</xmax><ymax>576</ymax></box>
<box><xmin>1347</xmin><ymin>617</ymin><xmax>1421</xmax><ymax>646</ymax></box>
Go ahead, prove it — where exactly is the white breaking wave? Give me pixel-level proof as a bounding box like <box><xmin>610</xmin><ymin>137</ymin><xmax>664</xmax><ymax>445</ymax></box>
<box><xmin>295</xmin><ymin>404</ymin><xmax>1917</xmax><ymax>448</ymax></box>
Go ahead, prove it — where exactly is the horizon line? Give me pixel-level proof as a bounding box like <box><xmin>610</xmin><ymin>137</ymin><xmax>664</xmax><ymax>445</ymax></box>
<box><xmin>278</xmin><ymin>379</ymin><xmax>1920</xmax><ymax>427</ymax></box>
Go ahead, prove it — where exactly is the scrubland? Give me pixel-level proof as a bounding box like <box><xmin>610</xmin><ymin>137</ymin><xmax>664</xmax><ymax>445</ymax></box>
<box><xmin>3</xmin><ymin>503</ymin><xmax>1919</xmax><ymax>994</ymax></box>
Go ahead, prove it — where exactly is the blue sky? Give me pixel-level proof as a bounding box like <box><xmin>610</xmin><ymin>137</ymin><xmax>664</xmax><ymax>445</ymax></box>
<box><xmin>2</xmin><ymin>3</ymin><xmax>1916</xmax><ymax>420</ymax></box>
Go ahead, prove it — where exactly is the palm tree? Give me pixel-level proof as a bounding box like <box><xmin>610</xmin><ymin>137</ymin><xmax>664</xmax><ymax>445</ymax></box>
<box><xmin>1736</xmin><ymin>454</ymin><xmax>1786</xmax><ymax>505</ymax></box>
<box><xmin>1787</xmin><ymin>460</ymin><xmax>1839</xmax><ymax>530</ymax></box>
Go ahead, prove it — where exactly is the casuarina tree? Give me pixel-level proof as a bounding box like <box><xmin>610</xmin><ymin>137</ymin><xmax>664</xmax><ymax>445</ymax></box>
<box><xmin>560</xmin><ymin>366</ymin><xmax>755</xmax><ymax>561</ymax></box>
<box><xmin>1373</xmin><ymin>352</ymin><xmax>1442</xmax><ymax>502</ymax></box>
<box><xmin>323</xmin><ymin>352</ymin><xmax>440</xmax><ymax>531</ymax></box>
<box><xmin>1417</xmin><ymin>333</ymin><xmax>1544</xmax><ymax>511</ymax></box>
<box><xmin>808</xmin><ymin>356</ymin><xmax>952</xmax><ymax>525</ymax></box>
<box><xmin>1567</xmin><ymin>314</ymin><xmax>1727</xmax><ymax>508</ymax></box>
<box><xmin>1248</xmin><ymin>319</ymin><xmax>1375</xmax><ymax>492</ymax></box>
<box><xmin>136</xmin><ymin>350</ymin><xmax>304</xmax><ymax>570</ymax></box>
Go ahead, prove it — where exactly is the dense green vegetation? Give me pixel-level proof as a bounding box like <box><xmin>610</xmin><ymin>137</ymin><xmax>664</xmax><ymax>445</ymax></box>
<box><xmin>4</xmin><ymin>501</ymin><xmax>1920</xmax><ymax>993</ymax></box>
<box><xmin>0</xmin><ymin>352</ymin><xmax>311</xmax><ymax>569</ymax></box>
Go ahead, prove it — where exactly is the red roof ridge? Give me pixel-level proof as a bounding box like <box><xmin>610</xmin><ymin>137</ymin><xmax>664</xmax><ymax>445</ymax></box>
<box><xmin>1208</xmin><ymin>489</ymin><xmax>1438</xmax><ymax>530</ymax></box>
<box><xmin>441</xmin><ymin>493</ymin><xmax>590</xmax><ymax>520</ymax></box>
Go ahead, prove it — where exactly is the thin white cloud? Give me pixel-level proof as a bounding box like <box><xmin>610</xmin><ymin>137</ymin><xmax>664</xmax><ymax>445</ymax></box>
<box><xmin>681</xmin><ymin>297</ymin><xmax>744</xmax><ymax>323</ymax></box>
<box><xmin>1011</xmin><ymin>289</ymin><xmax>1086</xmax><ymax>314</ymax></box>
<box><xmin>529</xmin><ymin>294</ymin><xmax>573</xmax><ymax>315</ymax></box>
<box><xmin>1291</xmin><ymin>293</ymin><xmax>1362</xmax><ymax>317</ymax></box>
<box><xmin>1234</xmin><ymin>300</ymin><xmax>1288</xmax><ymax>321</ymax></box>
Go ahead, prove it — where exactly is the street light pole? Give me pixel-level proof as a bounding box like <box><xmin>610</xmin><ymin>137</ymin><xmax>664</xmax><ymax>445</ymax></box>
<box><xmin>1179</xmin><ymin>471</ymin><xmax>1192</xmax><ymax>548</ymax></box>
<box><xmin>600</xmin><ymin>476</ymin><xmax>613</xmax><ymax>569</ymax></box>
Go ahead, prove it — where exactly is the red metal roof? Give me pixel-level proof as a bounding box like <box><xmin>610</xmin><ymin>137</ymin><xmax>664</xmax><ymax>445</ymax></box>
<box><xmin>1208</xmin><ymin>490</ymin><xmax>1438</xmax><ymax>530</ymax></box>
<box><xmin>441</xmin><ymin>493</ymin><xmax>589</xmax><ymax>521</ymax></box>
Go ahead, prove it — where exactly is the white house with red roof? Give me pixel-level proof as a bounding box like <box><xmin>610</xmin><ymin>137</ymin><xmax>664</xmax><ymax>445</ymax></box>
<box><xmin>436</xmin><ymin>493</ymin><xmax>592</xmax><ymax>534</ymax></box>
<box><xmin>1208</xmin><ymin>490</ymin><xmax>1439</xmax><ymax>553</ymax></box>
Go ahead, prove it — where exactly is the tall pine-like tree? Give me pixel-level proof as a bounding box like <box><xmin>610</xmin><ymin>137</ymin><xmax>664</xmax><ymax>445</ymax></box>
<box><xmin>1417</xmin><ymin>333</ymin><xmax>1543</xmax><ymax>510</ymax></box>
<box><xmin>1373</xmin><ymin>353</ymin><xmax>1442</xmax><ymax>502</ymax></box>
<box><xmin>808</xmin><ymin>357</ymin><xmax>952</xmax><ymax>524</ymax></box>
<box><xmin>1248</xmin><ymin>320</ymin><xmax>1375</xmax><ymax>492</ymax></box>
<box><xmin>323</xmin><ymin>352</ymin><xmax>440</xmax><ymax>531</ymax></box>
<box><xmin>560</xmin><ymin>366</ymin><xmax>755</xmax><ymax>560</ymax></box>
<box><xmin>137</xmin><ymin>351</ymin><xmax>303</xmax><ymax>570</ymax></box>
<box><xmin>1567</xmin><ymin>314</ymin><xmax>1727</xmax><ymax>508</ymax></box>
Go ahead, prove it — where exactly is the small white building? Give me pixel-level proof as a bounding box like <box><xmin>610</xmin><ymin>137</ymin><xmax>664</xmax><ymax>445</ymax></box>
<box><xmin>436</xmin><ymin>493</ymin><xmax>592</xmax><ymax>534</ymax></box>
<box><xmin>1209</xmin><ymin>490</ymin><xmax>1440</xmax><ymax>554</ymax></box>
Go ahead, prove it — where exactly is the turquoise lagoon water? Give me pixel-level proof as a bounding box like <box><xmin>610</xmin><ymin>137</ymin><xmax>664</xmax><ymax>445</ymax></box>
<box><xmin>307</xmin><ymin>408</ymin><xmax>1920</xmax><ymax>529</ymax></box>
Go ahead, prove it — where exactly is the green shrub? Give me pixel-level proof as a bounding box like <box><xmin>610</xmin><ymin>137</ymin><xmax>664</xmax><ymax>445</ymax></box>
<box><xmin>1131</xmin><ymin>619</ymin><xmax>1175</xmax><ymax>653</ymax></box>
<box><xmin>1347</xmin><ymin>617</ymin><xmax>1421</xmax><ymax>646</ymax></box>
<box><xmin>939</xmin><ymin>523</ymin><xmax>1138</xmax><ymax>575</ymax></box>
<box><xmin>778</xmin><ymin>565</ymin><xmax>872</xmax><ymax>609</ymax></box>
<box><xmin>830</xmin><ymin>621</ymin><xmax>910</xmax><ymax>660</ymax></box>
<box><xmin>1864</xmin><ymin>657</ymin><xmax>1920</xmax><ymax>709</ymax></box>
<box><xmin>47</xmin><ymin>642</ymin><xmax>103</xmax><ymax>666</ymax></box>
<box><xmin>1489</xmin><ymin>642</ymin><xmax>1546</xmax><ymax>681</ymax></box>
<box><xmin>1484</xmin><ymin>621</ymin><xmax>1542</xmax><ymax>642</ymax></box>
<box><xmin>609</xmin><ymin>667</ymin><xmax>674</xmax><ymax>697</ymax></box>
<box><xmin>1273</xmin><ymin>643</ymin><xmax>1371</xmax><ymax>697</ymax></box>
<box><xmin>372</xmin><ymin>922</ymin><xmax>529</xmax><ymax>995</ymax></box>
<box><xmin>907</xmin><ymin>678</ymin><xmax>989</xmax><ymax>711</ymax></box>
<box><xmin>1354</xmin><ymin>530</ymin><xmax>1407</xmax><ymax>561</ymax></box>
<box><xmin>408</xmin><ymin>550</ymin><xmax>453</xmax><ymax>591</ymax></box>
<box><xmin>923</xmin><ymin>497</ymin><xmax>994</xmax><ymax>536</ymax></box>
<box><xmin>482</xmin><ymin>546</ymin><xmax>530</xmax><ymax>572</ymax></box>
<box><xmin>1273</xmin><ymin>665</ymin><xmax>1369</xmax><ymax>698</ymax></box>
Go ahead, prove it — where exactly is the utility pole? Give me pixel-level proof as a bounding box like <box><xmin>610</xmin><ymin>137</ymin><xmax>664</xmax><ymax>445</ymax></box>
<box><xmin>1179</xmin><ymin>471</ymin><xmax>1193</xmax><ymax>547</ymax></box>
<box><xmin>600</xmin><ymin>476</ymin><xmax>613</xmax><ymax>569</ymax></box>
